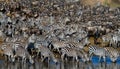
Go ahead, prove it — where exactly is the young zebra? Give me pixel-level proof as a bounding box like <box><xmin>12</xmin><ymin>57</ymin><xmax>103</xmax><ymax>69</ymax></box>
<box><xmin>89</xmin><ymin>46</ymin><xmax>106</xmax><ymax>62</ymax></box>
<box><xmin>104</xmin><ymin>47</ymin><xmax>119</xmax><ymax>62</ymax></box>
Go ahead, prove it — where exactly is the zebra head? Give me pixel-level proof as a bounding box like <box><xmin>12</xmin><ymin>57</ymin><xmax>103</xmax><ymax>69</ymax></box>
<box><xmin>89</xmin><ymin>46</ymin><xmax>97</xmax><ymax>56</ymax></box>
<box><xmin>50</xmin><ymin>51</ymin><xmax>59</xmax><ymax>64</ymax></box>
<box><xmin>110</xmin><ymin>56</ymin><xmax>117</xmax><ymax>62</ymax></box>
<box><xmin>13</xmin><ymin>43</ymin><xmax>20</xmax><ymax>51</ymax></box>
<box><xmin>84</xmin><ymin>37</ymin><xmax>90</xmax><ymax>45</ymax></box>
<box><xmin>53</xmin><ymin>57</ymin><xmax>59</xmax><ymax>64</ymax></box>
<box><xmin>34</xmin><ymin>42</ymin><xmax>41</xmax><ymax>49</ymax></box>
<box><xmin>84</xmin><ymin>54</ymin><xmax>90</xmax><ymax>62</ymax></box>
<box><xmin>89</xmin><ymin>46</ymin><xmax>96</xmax><ymax>56</ymax></box>
<box><xmin>29</xmin><ymin>56</ymin><xmax>34</xmax><ymax>64</ymax></box>
<box><xmin>1</xmin><ymin>44</ymin><xmax>6</xmax><ymax>51</ymax></box>
<box><xmin>11</xmin><ymin>55</ymin><xmax>15</xmax><ymax>62</ymax></box>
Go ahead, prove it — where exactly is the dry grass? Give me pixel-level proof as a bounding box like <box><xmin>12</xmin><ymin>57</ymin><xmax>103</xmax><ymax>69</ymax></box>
<box><xmin>81</xmin><ymin>0</ymin><xmax>120</xmax><ymax>7</ymax></box>
<box><xmin>83</xmin><ymin>37</ymin><xmax>109</xmax><ymax>52</ymax></box>
<box><xmin>0</xmin><ymin>37</ymin><xmax>4</xmax><ymax>55</ymax></box>
<box><xmin>108</xmin><ymin>0</ymin><xmax>120</xmax><ymax>8</ymax></box>
<box><xmin>81</xmin><ymin>0</ymin><xmax>105</xmax><ymax>6</ymax></box>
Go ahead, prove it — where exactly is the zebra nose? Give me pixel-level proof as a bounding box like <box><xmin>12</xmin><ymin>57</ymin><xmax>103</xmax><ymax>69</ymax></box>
<box><xmin>12</xmin><ymin>58</ymin><xmax>15</xmax><ymax>62</ymax></box>
<box><xmin>55</xmin><ymin>61</ymin><xmax>60</xmax><ymax>65</ymax></box>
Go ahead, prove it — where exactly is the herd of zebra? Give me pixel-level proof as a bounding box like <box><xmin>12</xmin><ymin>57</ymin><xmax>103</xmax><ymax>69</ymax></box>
<box><xmin>0</xmin><ymin>0</ymin><xmax>120</xmax><ymax>65</ymax></box>
<box><xmin>0</xmin><ymin>27</ymin><xmax>119</xmax><ymax>64</ymax></box>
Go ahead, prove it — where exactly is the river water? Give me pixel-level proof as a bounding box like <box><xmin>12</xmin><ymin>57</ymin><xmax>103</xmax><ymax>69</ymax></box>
<box><xmin>0</xmin><ymin>59</ymin><xmax>120</xmax><ymax>69</ymax></box>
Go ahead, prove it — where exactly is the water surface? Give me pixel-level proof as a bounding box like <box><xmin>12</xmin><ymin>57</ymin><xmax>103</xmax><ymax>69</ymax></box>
<box><xmin>0</xmin><ymin>59</ymin><xmax>120</xmax><ymax>69</ymax></box>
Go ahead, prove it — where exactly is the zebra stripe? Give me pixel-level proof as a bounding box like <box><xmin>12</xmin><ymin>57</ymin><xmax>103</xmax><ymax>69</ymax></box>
<box><xmin>37</xmin><ymin>44</ymin><xmax>58</xmax><ymax>63</ymax></box>
<box><xmin>104</xmin><ymin>47</ymin><xmax>119</xmax><ymax>62</ymax></box>
<box><xmin>61</xmin><ymin>47</ymin><xmax>78</xmax><ymax>61</ymax></box>
<box><xmin>89</xmin><ymin>46</ymin><xmax>106</xmax><ymax>62</ymax></box>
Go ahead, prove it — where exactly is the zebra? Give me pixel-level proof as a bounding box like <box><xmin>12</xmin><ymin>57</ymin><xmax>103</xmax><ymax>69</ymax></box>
<box><xmin>50</xmin><ymin>40</ymin><xmax>67</xmax><ymax>52</ymax></box>
<box><xmin>112</xmin><ymin>33</ymin><xmax>120</xmax><ymax>47</ymax></box>
<box><xmin>66</xmin><ymin>37</ymin><xmax>90</xmax><ymax>50</ymax></box>
<box><xmin>79</xmin><ymin>37</ymin><xmax>90</xmax><ymax>46</ymax></box>
<box><xmin>5</xmin><ymin>25</ymin><xmax>14</xmax><ymax>37</ymax></box>
<box><xmin>102</xmin><ymin>34</ymin><xmax>111</xmax><ymax>43</ymax></box>
<box><xmin>28</xmin><ymin>34</ymin><xmax>36</xmax><ymax>43</ymax></box>
<box><xmin>35</xmin><ymin>43</ymin><xmax>58</xmax><ymax>63</ymax></box>
<box><xmin>66</xmin><ymin>41</ymin><xmax>83</xmax><ymax>50</ymax></box>
<box><xmin>101</xmin><ymin>33</ymin><xmax>113</xmax><ymax>46</ymax></box>
<box><xmin>89</xmin><ymin>46</ymin><xmax>106</xmax><ymax>62</ymax></box>
<box><xmin>79</xmin><ymin>50</ymin><xmax>90</xmax><ymax>62</ymax></box>
<box><xmin>104</xmin><ymin>47</ymin><xmax>119</xmax><ymax>62</ymax></box>
<box><xmin>77</xmin><ymin>49</ymin><xmax>90</xmax><ymax>62</ymax></box>
<box><xmin>13</xmin><ymin>42</ymin><xmax>34</xmax><ymax>61</ymax></box>
<box><xmin>1</xmin><ymin>43</ymin><xmax>15</xmax><ymax>62</ymax></box>
<box><xmin>117</xmin><ymin>34</ymin><xmax>120</xmax><ymax>47</ymax></box>
<box><xmin>27</xmin><ymin>34</ymin><xmax>36</xmax><ymax>55</ymax></box>
<box><xmin>112</xmin><ymin>34</ymin><xmax>118</xmax><ymax>47</ymax></box>
<box><xmin>13</xmin><ymin>45</ymin><xmax>34</xmax><ymax>64</ymax></box>
<box><xmin>60</xmin><ymin>47</ymin><xmax>79</xmax><ymax>62</ymax></box>
<box><xmin>0</xmin><ymin>29</ymin><xmax>5</xmax><ymax>38</ymax></box>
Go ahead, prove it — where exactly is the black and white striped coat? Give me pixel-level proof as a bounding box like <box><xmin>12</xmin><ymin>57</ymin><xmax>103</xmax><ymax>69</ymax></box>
<box><xmin>1</xmin><ymin>43</ymin><xmax>15</xmax><ymax>62</ymax></box>
<box><xmin>61</xmin><ymin>47</ymin><xmax>78</xmax><ymax>62</ymax></box>
<box><xmin>12</xmin><ymin>42</ymin><xmax>34</xmax><ymax>64</ymax></box>
<box><xmin>66</xmin><ymin>37</ymin><xmax>90</xmax><ymax>50</ymax></box>
<box><xmin>89</xmin><ymin>46</ymin><xmax>106</xmax><ymax>62</ymax></box>
<box><xmin>104</xmin><ymin>47</ymin><xmax>119</xmax><ymax>62</ymax></box>
<box><xmin>51</xmin><ymin>40</ymin><xmax>67</xmax><ymax>52</ymax></box>
<box><xmin>35</xmin><ymin>43</ymin><xmax>58</xmax><ymax>63</ymax></box>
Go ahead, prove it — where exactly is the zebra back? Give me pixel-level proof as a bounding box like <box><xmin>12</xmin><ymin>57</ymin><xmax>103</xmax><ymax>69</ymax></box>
<box><xmin>61</xmin><ymin>47</ymin><xmax>78</xmax><ymax>57</ymax></box>
<box><xmin>104</xmin><ymin>47</ymin><xmax>119</xmax><ymax>62</ymax></box>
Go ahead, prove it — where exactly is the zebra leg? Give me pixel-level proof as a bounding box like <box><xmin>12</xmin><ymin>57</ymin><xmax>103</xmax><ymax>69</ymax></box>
<box><xmin>22</xmin><ymin>57</ymin><xmax>24</xmax><ymax>62</ymax></box>
<box><xmin>24</xmin><ymin>57</ymin><xmax>26</xmax><ymax>63</ymax></box>
<box><xmin>89</xmin><ymin>53</ymin><xmax>93</xmax><ymax>61</ymax></box>
<box><xmin>36</xmin><ymin>50</ymin><xmax>40</xmax><ymax>57</ymax></box>
<box><xmin>31</xmin><ymin>48</ymin><xmax>34</xmax><ymax>55</ymax></box>
<box><xmin>57</xmin><ymin>48</ymin><xmax>61</xmax><ymax>54</ymax></box>
<box><xmin>118</xmin><ymin>42</ymin><xmax>120</xmax><ymax>47</ymax></box>
<box><xmin>103</xmin><ymin>56</ymin><xmax>106</xmax><ymax>62</ymax></box>
<box><xmin>18</xmin><ymin>57</ymin><xmax>20</xmax><ymax>62</ymax></box>
<box><xmin>29</xmin><ymin>56</ymin><xmax>34</xmax><ymax>64</ymax></box>
<box><xmin>48</xmin><ymin>44</ymin><xmax>52</xmax><ymax>50</ymax></box>
<box><xmin>4</xmin><ymin>55</ymin><xmax>8</xmax><ymax>61</ymax></box>
<box><xmin>61</xmin><ymin>53</ymin><xmax>65</xmax><ymax>61</ymax></box>
<box><xmin>48</xmin><ymin>57</ymin><xmax>50</xmax><ymax>64</ymax></box>
<box><xmin>65</xmin><ymin>56</ymin><xmax>67</xmax><ymax>62</ymax></box>
<box><xmin>99</xmin><ymin>56</ymin><xmax>101</xmax><ymax>62</ymax></box>
<box><xmin>72</xmin><ymin>57</ymin><xmax>75</xmax><ymax>62</ymax></box>
<box><xmin>8</xmin><ymin>56</ymin><xmax>11</xmax><ymax>62</ymax></box>
<box><xmin>76</xmin><ymin>56</ymin><xmax>79</xmax><ymax>62</ymax></box>
<box><xmin>11</xmin><ymin>55</ymin><xmax>15</xmax><ymax>62</ymax></box>
<box><xmin>41</xmin><ymin>56</ymin><xmax>45</xmax><ymax>62</ymax></box>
